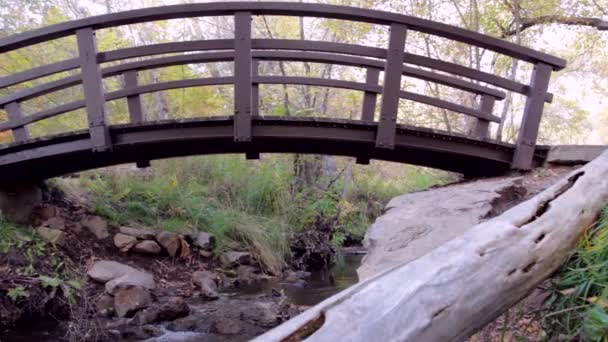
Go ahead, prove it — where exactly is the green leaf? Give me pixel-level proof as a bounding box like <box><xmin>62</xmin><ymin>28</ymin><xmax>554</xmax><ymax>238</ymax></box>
<box><xmin>38</xmin><ymin>275</ymin><xmax>63</xmax><ymax>288</ymax></box>
<box><xmin>7</xmin><ymin>286</ymin><xmax>29</xmax><ymax>301</ymax></box>
<box><xmin>67</xmin><ymin>280</ymin><xmax>82</xmax><ymax>290</ymax></box>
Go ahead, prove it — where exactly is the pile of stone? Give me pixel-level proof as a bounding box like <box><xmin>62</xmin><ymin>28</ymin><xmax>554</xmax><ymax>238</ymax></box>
<box><xmin>35</xmin><ymin>204</ymin><xmax>110</xmax><ymax>246</ymax></box>
<box><xmin>113</xmin><ymin>226</ymin><xmax>215</xmax><ymax>258</ymax></box>
<box><xmin>88</xmin><ymin>260</ymin><xmax>189</xmax><ymax>323</ymax></box>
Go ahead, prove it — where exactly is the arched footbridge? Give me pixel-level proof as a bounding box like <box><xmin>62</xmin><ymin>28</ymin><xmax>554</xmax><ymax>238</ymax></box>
<box><xmin>0</xmin><ymin>2</ymin><xmax>566</xmax><ymax>185</ymax></box>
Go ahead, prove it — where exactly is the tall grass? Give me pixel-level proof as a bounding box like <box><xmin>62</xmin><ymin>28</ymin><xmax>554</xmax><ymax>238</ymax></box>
<box><xmin>543</xmin><ymin>206</ymin><xmax>608</xmax><ymax>340</ymax></box>
<box><xmin>79</xmin><ymin>155</ymin><xmax>449</xmax><ymax>273</ymax></box>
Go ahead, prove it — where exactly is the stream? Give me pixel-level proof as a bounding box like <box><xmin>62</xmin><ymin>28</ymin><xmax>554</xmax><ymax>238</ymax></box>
<box><xmin>0</xmin><ymin>253</ymin><xmax>363</xmax><ymax>342</ymax></box>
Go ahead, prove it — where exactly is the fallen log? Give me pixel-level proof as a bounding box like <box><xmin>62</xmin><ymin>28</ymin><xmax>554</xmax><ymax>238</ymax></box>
<box><xmin>253</xmin><ymin>150</ymin><xmax>608</xmax><ymax>342</ymax></box>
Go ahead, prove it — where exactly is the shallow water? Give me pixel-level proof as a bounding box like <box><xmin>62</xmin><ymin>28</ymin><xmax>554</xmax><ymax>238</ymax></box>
<box><xmin>281</xmin><ymin>253</ymin><xmax>363</xmax><ymax>306</ymax></box>
<box><xmin>1</xmin><ymin>253</ymin><xmax>363</xmax><ymax>341</ymax></box>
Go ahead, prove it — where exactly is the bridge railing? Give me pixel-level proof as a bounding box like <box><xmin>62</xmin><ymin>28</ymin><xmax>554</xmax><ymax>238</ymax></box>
<box><xmin>0</xmin><ymin>2</ymin><xmax>566</xmax><ymax>170</ymax></box>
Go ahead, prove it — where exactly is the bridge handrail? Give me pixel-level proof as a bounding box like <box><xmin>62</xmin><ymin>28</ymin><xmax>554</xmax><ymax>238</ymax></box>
<box><xmin>0</xmin><ymin>2</ymin><xmax>566</xmax><ymax>69</ymax></box>
<box><xmin>0</xmin><ymin>46</ymin><xmax>507</xmax><ymax>107</ymax></box>
<box><xmin>0</xmin><ymin>38</ymin><xmax>549</xmax><ymax>101</ymax></box>
<box><xmin>0</xmin><ymin>74</ymin><xmax>501</xmax><ymax>133</ymax></box>
<box><xmin>0</xmin><ymin>1</ymin><xmax>565</xmax><ymax>169</ymax></box>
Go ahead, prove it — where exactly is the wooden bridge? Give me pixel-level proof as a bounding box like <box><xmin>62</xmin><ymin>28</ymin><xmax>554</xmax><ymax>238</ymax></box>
<box><xmin>0</xmin><ymin>2</ymin><xmax>566</xmax><ymax>185</ymax></box>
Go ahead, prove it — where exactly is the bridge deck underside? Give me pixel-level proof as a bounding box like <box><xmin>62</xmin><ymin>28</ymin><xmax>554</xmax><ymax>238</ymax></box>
<box><xmin>0</xmin><ymin>117</ymin><xmax>548</xmax><ymax>185</ymax></box>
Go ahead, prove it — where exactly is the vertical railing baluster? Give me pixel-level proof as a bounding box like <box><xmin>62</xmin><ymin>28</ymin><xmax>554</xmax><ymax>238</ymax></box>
<box><xmin>361</xmin><ymin>67</ymin><xmax>380</xmax><ymax>122</ymax></box>
<box><xmin>376</xmin><ymin>23</ymin><xmax>407</xmax><ymax>149</ymax></box>
<box><xmin>252</xmin><ymin>59</ymin><xmax>259</xmax><ymax>117</ymax></box>
<box><xmin>234</xmin><ymin>11</ymin><xmax>253</xmax><ymax>142</ymax></box>
<box><xmin>512</xmin><ymin>63</ymin><xmax>553</xmax><ymax>170</ymax></box>
<box><xmin>5</xmin><ymin>102</ymin><xmax>29</xmax><ymax>142</ymax></box>
<box><xmin>76</xmin><ymin>27</ymin><xmax>111</xmax><ymax>152</ymax></box>
<box><xmin>472</xmin><ymin>94</ymin><xmax>495</xmax><ymax>139</ymax></box>
<box><xmin>124</xmin><ymin>70</ymin><xmax>144</xmax><ymax>124</ymax></box>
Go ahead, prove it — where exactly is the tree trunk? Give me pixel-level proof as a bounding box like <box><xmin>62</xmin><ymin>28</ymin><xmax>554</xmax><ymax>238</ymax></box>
<box><xmin>254</xmin><ymin>151</ymin><xmax>608</xmax><ymax>342</ymax></box>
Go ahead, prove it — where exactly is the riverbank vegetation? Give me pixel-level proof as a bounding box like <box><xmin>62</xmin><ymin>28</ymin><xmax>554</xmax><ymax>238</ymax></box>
<box><xmin>543</xmin><ymin>206</ymin><xmax>608</xmax><ymax>340</ymax></box>
<box><xmin>78</xmin><ymin>155</ymin><xmax>450</xmax><ymax>273</ymax></box>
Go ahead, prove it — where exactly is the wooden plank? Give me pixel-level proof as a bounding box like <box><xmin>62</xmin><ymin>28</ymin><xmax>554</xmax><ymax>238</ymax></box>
<box><xmin>0</xmin><ymin>58</ymin><xmax>79</xmax><ymax>89</ymax></box>
<box><xmin>5</xmin><ymin>102</ymin><xmax>29</xmax><ymax>142</ymax></box>
<box><xmin>76</xmin><ymin>28</ymin><xmax>111</xmax><ymax>152</ymax></box>
<box><xmin>472</xmin><ymin>94</ymin><xmax>495</xmax><ymax>139</ymax></box>
<box><xmin>361</xmin><ymin>68</ymin><xmax>380</xmax><ymax>121</ymax></box>
<box><xmin>376</xmin><ymin>23</ymin><xmax>407</xmax><ymax>149</ymax></box>
<box><xmin>512</xmin><ymin>63</ymin><xmax>553</xmax><ymax>170</ymax></box>
<box><xmin>124</xmin><ymin>70</ymin><xmax>144</xmax><ymax>124</ymax></box>
<box><xmin>233</xmin><ymin>11</ymin><xmax>252</xmax><ymax>142</ymax></box>
<box><xmin>399</xmin><ymin>90</ymin><xmax>500</xmax><ymax>123</ymax></box>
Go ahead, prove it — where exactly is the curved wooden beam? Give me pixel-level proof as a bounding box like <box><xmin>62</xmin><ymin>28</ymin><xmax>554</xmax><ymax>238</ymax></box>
<box><xmin>0</xmin><ymin>2</ymin><xmax>566</xmax><ymax>69</ymax></box>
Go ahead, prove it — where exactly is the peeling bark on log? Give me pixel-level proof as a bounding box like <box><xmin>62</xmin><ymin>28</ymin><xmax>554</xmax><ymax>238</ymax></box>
<box><xmin>253</xmin><ymin>151</ymin><xmax>608</xmax><ymax>342</ymax></box>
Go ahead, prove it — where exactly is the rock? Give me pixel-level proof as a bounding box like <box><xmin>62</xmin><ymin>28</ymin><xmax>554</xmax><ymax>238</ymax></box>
<box><xmin>214</xmin><ymin>318</ymin><xmax>243</xmax><ymax>335</ymax></box>
<box><xmin>114</xmin><ymin>286</ymin><xmax>152</xmax><ymax>317</ymax></box>
<box><xmin>81</xmin><ymin>215</ymin><xmax>109</xmax><ymax>240</ymax></box>
<box><xmin>283</xmin><ymin>270</ymin><xmax>311</xmax><ymax>283</ymax></box>
<box><xmin>192</xmin><ymin>270</ymin><xmax>219</xmax><ymax>299</ymax></box>
<box><xmin>106</xmin><ymin>270</ymin><xmax>156</xmax><ymax>295</ymax></box>
<box><xmin>235</xmin><ymin>265</ymin><xmax>265</xmax><ymax>287</ymax></box>
<box><xmin>132</xmin><ymin>306</ymin><xmax>160</xmax><ymax>326</ymax></box>
<box><xmin>199</xmin><ymin>250</ymin><xmax>213</xmax><ymax>258</ymax></box>
<box><xmin>0</xmin><ymin>185</ymin><xmax>42</xmax><ymax>224</ymax></box>
<box><xmin>96</xmin><ymin>294</ymin><xmax>115</xmax><ymax>317</ymax></box>
<box><xmin>358</xmin><ymin>177</ymin><xmax>526</xmax><ymax>280</ymax></box>
<box><xmin>114</xmin><ymin>233</ymin><xmax>138</xmax><ymax>252</ymax></box>
<box><xmin>156</xmin><ymin>231</ymin><xmax>180</xmax><ymax>257</ymax></box>
<box><xmin>87</xmin><ymin>260</ymin><xmax>138</xmax><ymax>283</ymax></box>
<box><xmin>157</xmin><ymin>297</ymin><xmax>190</xmax><ymax>321</ymax></box>
<box><xmin>42</xmin><ymin>217</ymin><xmax>65</xmax><ymax>230</ymax></box>
<box><xmin>193</xmin><ymin>232</ymin><xmax>215</xmax><ymax>250</ymax></box>
<box><xmin>241</xmin><ymin>301</ymin><xmax>281</xmax><ymax>327</ymax></box>
<box><xmin>37</xmin><ymin>205</ymin><xmax>58</xmax><ymax>221</ymax></box>
<box><xmin>87</xmin><ymin>260</ymin><xmax>155</xmax><ymax>294</ymax></box>
<box><xmin>220</xmin><ymin>251</ymin><xmax>251</xmax><ymax>267</ymax></box>
<box><xmin>167</xmin><ymin>313</ymin><xmax>214</xmax><ymax>333</ymax></box>
<box><xmin>120</xmin><ymin>226</ymin><xmax>156</xmax><ymax>240</ymax></box>
<box><xmin>36</xmin><ymin>227</ymin><xmax>65</xmax><ymax>246</ymax></box>
<box><xmin>133</xmin><ymin>240</ymin><xmax>162</xmax><ymax>254</ymax></box>
<box><xmin>547</xmin><ymin>145</ymin><xmax>608</xmax><ymax>165</ymax></box>
<box><xmin>106</xmin><ymin>319</ymin><xmax>162</xmax><ymax>340</ymax></box>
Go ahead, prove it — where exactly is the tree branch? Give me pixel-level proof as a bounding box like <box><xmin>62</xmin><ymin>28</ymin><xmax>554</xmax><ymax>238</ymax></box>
<box><xmin>502</xmin><ymin>15</ymin><xmax>608</xmax><ymax>37</ymax></box>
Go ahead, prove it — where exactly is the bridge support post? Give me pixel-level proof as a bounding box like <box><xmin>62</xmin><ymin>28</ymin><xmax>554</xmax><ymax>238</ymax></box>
<box><xmin>512</xmin><ymin>63</ymin><xmax>553</xmax><ymax>170</ymax></box>
<box><xmin>5</xmin><ymin>102</ymin><xmax>29</xmax><ymax>142</ymax></box>
<box><xmin>472</xmin><ymin>94</ymin><xmax>495</xmax><ymax>139</ymax></box>
<box><xmin>124</xmin><ymin>70</ymin><xmax>145</xmax><ymax>124</ymax></box>
<box><xmin>361</xmin><ymin>68</ymin><xmax>380</xmax><ymax>122</ymax></box>
<box><xmin>234</xmin><ymin>11</ymin><xmax>253</xmax><ymax>142</ymax></box>
<box><xmin>376</xmin><ymin>23</ymin><xmax>407</xmax><ymax>149</ymax></box>
<box><xmin>76</xmin><ymin>28</ymin><xmax>112</xmax><ymax>152</ymax></box>
<box><xmin>252</xmin><ymin>59</ymin><xmax>260</xmax><ymax>117</ymax></box>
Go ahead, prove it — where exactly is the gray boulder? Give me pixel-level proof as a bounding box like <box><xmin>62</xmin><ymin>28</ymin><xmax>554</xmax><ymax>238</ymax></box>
<box><xmin>133</xmin><ymin>240</ymin><xmax>162</xmax><ymax>255</ymax></box>
<box><xmin>81</xmin><ymin>215</ymin><xmax>109</xmax><ymax>239</ymax></box>
<box><xmin>192</xmin><ymin>270</ymin><xmax>220</xmax><ymax>299</ymax></box>
<box><xmin>358</xmin><ymin>177</ymin><xmax>525</xmax><ymax>280</ymax></box>
<box><xmin>87</xmin><ymin>260</ymin><xmax>155</xmax><ymax>294</ymax></box>
<box><xmin>114</xmin><ymin>233</ymin><xmax>138</xmax><ymax>252</ymax></box>
<box><xmin>156</xmin><ymin>231</ymin><xmax>181</xmax><ymax>257</ymax></box>
<box><xmin>220</xmin><ymin>251</ymin><xmax>251</xmax><ymax>268</ymax></box>
<box><xmin>193</xmin><ymin>232</ymin><xmax>215</xmax><ymax>250</ymax></box>
<box><xmin>114</xmin><ymin>286</ymin><xmax>152</xmax><ymax>317</ymax></box>
<box><xmin>119</xmin><ymin>226</ymin><xmax>157</xmax><ymax>240</ymax></box>
<box><xmin>36</xmin><ymin>227</ymin><xmax>66</xmax><ymax>246</ymax></box>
